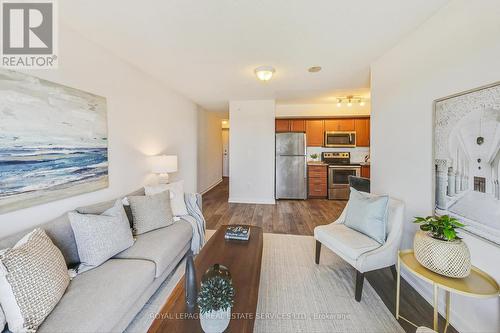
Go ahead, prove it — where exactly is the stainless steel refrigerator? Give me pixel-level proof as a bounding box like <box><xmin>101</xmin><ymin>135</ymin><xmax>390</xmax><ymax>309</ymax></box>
<box><xmin>275</xmin><ymin>132</ymin><xmax>307</xmax><ymax>199</ymax></box>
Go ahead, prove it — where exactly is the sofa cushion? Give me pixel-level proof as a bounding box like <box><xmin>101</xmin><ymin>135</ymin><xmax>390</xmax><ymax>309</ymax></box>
<box><xmin>37</xmin><ymin>259</ymin><xmax>155</xmax><ymax>333</ymax></box>
<box><xmin>0</xmin><ymin>215</ymin><xmax>79</xmax><ymax>267</ymax></box>
<box><xmin>315</xmin><ymin>224</ymin><xmax>380</xmax><ymax>260</ymax></box>
<box><xmin>114</xmin><ymin>220</ymin><xmax>192</xmax><ymax>277</ymax></box>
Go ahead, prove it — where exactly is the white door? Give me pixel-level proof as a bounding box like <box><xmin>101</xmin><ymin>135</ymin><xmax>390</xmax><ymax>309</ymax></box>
<box><xmin>222</xmin><ymin>129</ymin><xmax>229</xmax><ymax>177</ymax></box>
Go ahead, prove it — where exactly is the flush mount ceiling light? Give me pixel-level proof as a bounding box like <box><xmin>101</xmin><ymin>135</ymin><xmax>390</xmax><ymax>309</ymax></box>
<box><xmin>308</xmin><ymin>66</ymin><xmax>322</xmax><ymax>73</ymax></box>
<box><xmin>254</xmin><ymin>66</ymin><xmax>275</xmax><ymax>81</ymax></box>
<box><xmin>335</xmin><ymin>95</ymin><xmax>367</xmax><ymax>107</ymax></box>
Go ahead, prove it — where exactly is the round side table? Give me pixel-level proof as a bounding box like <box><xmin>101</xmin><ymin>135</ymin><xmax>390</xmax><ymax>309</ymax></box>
<box><xmin>396</xmin><ymin>249</ymin><xmax>499</xmax><ymax>333</ymax></box>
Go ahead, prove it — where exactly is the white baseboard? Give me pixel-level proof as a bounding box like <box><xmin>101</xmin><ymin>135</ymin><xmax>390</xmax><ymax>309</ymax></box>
<box><xmin>228</xmin><ymin>197</ymin><xmax>276</xmax><ymax>205</ymax></box>
<box><xmin>199</xmin><ymin>178</ymin><xmax>223</xmax><ymax>195</ymax></box>
<box><xmin>400</xmin><ymin>268</ymin><xmax>473</xmax><ymax>333</ymax></box>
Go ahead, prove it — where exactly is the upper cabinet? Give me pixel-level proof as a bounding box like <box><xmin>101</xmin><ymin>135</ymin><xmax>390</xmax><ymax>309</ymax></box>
<box><xmin>305</xmin><ymin>120</ymin><xmax>324</xmax><ymax>147</ymax></box>
<box><xmin>275</xmin><ymin>119</ymin><xmax>290</xmax><ymax>132</ymax></box>
<box><xmin>324</xmin><ymin>119</ymin><xmax>355</xmax><ymax>132</ymax></box>
<box><xmin>278</xmin><ymin>117</ymin><xmax>370</xmax><ymax>147</ymax></box>
<box><xmin>355</xmin><ymin>118</ymin><xmax>370</xmax><ymax>147</ymax></box>
<box><xmin>290</xmin><ymin>119</ymin><xmax>305</xmax><ymax>132</ymax></box>
<box><xmin>275</xmin><ymin>119</ymin><xmax>306</xmax><ymax>132</ymax></box>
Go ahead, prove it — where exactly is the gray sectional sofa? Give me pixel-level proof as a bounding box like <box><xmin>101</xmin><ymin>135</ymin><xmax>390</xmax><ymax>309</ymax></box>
<box><xmin>0</xmin><ymin>189</ymin><xmax>201</xmax><ymax>333</ymax></box>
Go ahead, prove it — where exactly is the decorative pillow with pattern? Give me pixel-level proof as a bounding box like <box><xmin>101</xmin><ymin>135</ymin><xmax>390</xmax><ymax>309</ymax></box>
<box><xmin>68</xmin><ymin>200</ymin><xmax>134</xmax><ymax>274</ymax></box>
<box><xmin>0</xmin><ymin>228</ymin><xmax>70</xmax><ymax>333</ymax></box>
<box><xmin>144</xmin><ymin>180</ymin><xmax>188</xmax><ymax>216</ymax></box>
<box><xmin>128</xmin><ymin>190</ymin><xmax>174</xmax><ymax>235</ymax></box>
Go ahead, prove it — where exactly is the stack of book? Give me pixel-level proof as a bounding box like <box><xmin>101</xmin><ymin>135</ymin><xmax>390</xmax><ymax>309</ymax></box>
<box><xmin>224</xmin><ymin>225</ymin><xmax>250</xmax><ymax>241</ymax></box>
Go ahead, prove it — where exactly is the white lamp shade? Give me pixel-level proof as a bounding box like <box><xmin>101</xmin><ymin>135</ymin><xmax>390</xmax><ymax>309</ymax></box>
<box><xmin>151</xmin><ymin>155</ymin><xmax>178</xmax><ymax>174</ymax></box>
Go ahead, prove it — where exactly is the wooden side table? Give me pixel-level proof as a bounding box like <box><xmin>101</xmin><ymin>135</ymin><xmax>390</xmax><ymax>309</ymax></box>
<box><xmin>396</xmin><ymin>249</ymin><xmax>499</xmax><ymax>333</ymax></box>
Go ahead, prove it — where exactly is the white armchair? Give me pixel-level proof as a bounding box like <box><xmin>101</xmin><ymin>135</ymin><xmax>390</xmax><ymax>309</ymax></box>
<box><xmin>314</xmin><ymin>195</ymin><xmax>404</xmax><ymax>302</ymax></box>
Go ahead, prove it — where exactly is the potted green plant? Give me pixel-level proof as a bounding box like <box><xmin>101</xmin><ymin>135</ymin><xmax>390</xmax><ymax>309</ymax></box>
<box><xmin>413</xmin><ymin>215</ymin><xmax>471</xmax><ymax>278</ymax></box>
<box><xmin>197</xmin><ymin>275</ymin><xmax>235</xmax><ymax>333</ymax></box>
<box><xmin>310</xmin><ymin>153</ymin><xmax>319</xmax><ymax>161</ymax></box>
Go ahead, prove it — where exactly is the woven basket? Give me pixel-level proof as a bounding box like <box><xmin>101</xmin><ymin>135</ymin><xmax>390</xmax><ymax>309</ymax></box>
<box><xmin>413</xmin><ymin>231</ymin><xmax>471</xmax><ymax>278</ymax></box>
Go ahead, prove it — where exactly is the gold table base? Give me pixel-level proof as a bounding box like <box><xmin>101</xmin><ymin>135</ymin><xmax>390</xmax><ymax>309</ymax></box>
<box><xmin>396</xmin><ymin>250</ymin><xmax>499</xmax><ymax>333</ymax></box>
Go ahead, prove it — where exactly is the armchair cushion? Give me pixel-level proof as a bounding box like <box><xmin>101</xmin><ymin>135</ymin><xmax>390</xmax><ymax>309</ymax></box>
<box><xmin>314</xmin><ymin>224</ymin><xmax>380</xmax><ymax>261</ymax></box>
<box><xmin>344</xmin><ymin>188</ymin><xmax>389</xmax><ymax>244</ymax></box>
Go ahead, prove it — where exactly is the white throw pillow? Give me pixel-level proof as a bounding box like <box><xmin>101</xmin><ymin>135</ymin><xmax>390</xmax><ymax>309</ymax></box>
<box><xmin>0</xmin><ymin>229</ymin><xmax>70</xmax><ymax>333</ymax></box>
<box><xmin>68</xmin><ymin>200</ymin><xmax>134</xmax><ymax>274</ymax></box>
<box><xmin>144</xmin><ymin>180</ymin><xmax>188</xmax><ymax>216</ymax></box>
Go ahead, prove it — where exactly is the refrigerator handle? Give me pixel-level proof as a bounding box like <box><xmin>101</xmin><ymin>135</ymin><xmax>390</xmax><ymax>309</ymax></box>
<box><xmin>304</xmin><ymin>156</ymin><xmax>307</xmax><ymax>179</ymax></box>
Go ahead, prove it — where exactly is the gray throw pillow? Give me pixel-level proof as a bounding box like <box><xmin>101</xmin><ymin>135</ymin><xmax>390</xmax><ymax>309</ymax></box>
<box><xmin>68</xmin><ymin>200</ymin><xmax>134</xmax><ymax>273</ymax></box>
<box><xmin>344</xmin><ymin>188</ymin><xmax>389</xmax><ymax>244</ymax></box>
<box><xmin>128</xmin><ymin>190</ymin><xmax>174</xmax><ymax>235</ymax></box>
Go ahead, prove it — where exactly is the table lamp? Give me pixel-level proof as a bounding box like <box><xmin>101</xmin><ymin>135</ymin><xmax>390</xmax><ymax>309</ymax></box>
<box><xmin>151</xmin><ymin>155</ymin><xmax>178</xmax><ymax>183</ymax></box>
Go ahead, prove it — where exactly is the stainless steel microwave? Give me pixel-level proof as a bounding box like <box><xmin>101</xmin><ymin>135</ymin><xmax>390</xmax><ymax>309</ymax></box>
<box><xmin>324</xmin><ymin>131</ymin><xmax>356</xmax><ymax>147</ymax></box>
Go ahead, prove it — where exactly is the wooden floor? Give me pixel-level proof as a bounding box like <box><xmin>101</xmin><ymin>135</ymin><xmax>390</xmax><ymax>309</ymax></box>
<box><xmin>202</xmin><ymin>178</ymin><xmax>459</xmax><ymax>333</ymax></box>
<box><xmin>203</xmin><ymin>178</ymin><xmax>346</xmax><ymax>234</ymax></box>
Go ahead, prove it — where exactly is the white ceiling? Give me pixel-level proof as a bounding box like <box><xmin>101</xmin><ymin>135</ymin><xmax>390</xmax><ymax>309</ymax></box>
<box><xmin>61</xmin><ymin>0</ymin><xmax>449</xmax><ymax>111</ymax></box>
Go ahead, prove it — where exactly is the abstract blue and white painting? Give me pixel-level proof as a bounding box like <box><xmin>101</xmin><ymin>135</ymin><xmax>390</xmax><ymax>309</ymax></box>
<box><xmin>0</xmin><ymin>69</ymin><xmax>108</xmax><ymax>213</ymax></box>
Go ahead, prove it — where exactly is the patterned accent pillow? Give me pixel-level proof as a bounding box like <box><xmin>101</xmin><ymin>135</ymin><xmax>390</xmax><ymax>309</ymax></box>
<box><xmin>0</xmin><ymin>229</ymin><xmax>69</xmax><ymax>333</ymax></box>
<box><xmin>68</xmin><ymin>200</ymin><xmax>134</xmax><ymax>274</ymax></box>
<box><xmin>144</xmin><ymin>180</ymin><xmax>188</xmax><ymax>216</ymax></box>
<box><xmin>128</xmin><ymin>190</ymin><xmax>174</xmax><ymax>235</ymax></box>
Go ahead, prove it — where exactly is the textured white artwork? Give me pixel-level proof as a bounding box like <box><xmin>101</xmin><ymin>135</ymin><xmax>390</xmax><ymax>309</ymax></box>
<box><xmin>434</xmin><ymin>82</ymin><xmax>500</xmax><ymax>245</ymax></box>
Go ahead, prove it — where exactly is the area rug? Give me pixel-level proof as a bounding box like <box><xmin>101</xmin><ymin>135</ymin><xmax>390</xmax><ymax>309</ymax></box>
<box><xmin>126</xmin><ymin>231</ymin><xmax>403</xmax><ymax>333</ymax></box>
<box><xmin>254</xmin><ymin>233</ymin><xmax>403</xmax><ymax>333</ymax></box>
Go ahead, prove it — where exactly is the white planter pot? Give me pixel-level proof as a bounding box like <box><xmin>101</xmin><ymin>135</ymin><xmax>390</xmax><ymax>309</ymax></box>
<box><xmin>200</xmin><ymin>308</ymin><xmax>231</xmax><ymax>333</ymax></box>
<box><xmin>413</xmin><ymin>231</ymin><xmax>471</xmax><ymax>278</ymax></box>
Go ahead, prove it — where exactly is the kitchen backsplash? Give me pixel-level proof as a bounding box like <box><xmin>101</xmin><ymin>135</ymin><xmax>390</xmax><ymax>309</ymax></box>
<box><xmin>307</xmin><ymin>146</ymin><xmax>370</xmax><ymax>164</ymax></box>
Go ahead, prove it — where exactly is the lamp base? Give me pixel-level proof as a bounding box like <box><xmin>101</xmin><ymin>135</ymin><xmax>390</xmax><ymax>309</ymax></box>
<box><xmin>158</xmin><ymin>173</ymin><xmax>170</xmax><ymax>184</ymax></box>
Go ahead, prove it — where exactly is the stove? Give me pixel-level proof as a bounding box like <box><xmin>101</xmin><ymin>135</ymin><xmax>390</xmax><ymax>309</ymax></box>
<box><xmin>322</xmin><ymin>152</ymin><xmax>360</xmax><ymax>200</ymax></box>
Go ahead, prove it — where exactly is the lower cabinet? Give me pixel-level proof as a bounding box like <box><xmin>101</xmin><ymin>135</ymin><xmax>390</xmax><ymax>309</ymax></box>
<box><xmin>361</xmin><ymin>165</ymin><xmax>370</xmax><ymax>178</ymax></box>
<box><xmin>308</xmin><ymin>165</ymin><xmax>328</xmax><ymax>198</ymax></box>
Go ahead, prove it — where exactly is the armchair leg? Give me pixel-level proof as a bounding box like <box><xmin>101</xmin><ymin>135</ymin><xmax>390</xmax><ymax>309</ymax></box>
<box><xmin>355</xmin><ymin>270</ymin><xmax>364</xmax><ymax>302</ymax></box>
<box><xmin>390</xmin><ymin>265</ymin><xmax>397</xmax><ymax>281</ymax></box>
<box><xmin>315</xmin><ymin>240</ymin><xmax>321</xmax><ymax>264</ymax></box>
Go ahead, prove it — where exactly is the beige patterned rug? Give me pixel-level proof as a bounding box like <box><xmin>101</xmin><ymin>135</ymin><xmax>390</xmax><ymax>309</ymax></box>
<box><xmin>127</xmin><ymin>231</ymin><xmax>403</xmax><ymax>333</ymax></box>
<box><xmin>254</xmin><ymin>233</ymin><xmax>403</xmax><ymax>333</ymax></box>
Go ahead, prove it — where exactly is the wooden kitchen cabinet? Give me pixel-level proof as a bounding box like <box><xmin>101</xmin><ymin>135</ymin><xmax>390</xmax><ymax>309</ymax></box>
<box><xmin>290</xmin><ymin>119</ymin><xmax>305</xmax><ymax>132</ymax></box>
<box><xmin>308</xmin><ymin>164</ymin><xmax>328</xmax><ymax>198</ymax></box>
<box><xmin>355</xmin><ymin>118</ymin><xmax>370</xmax><ymax>147</ymax></box>
<box><xmin>276</xmin><ymin>119</ymin><xmax>305</xmax><ymax>132</ymax></box>
<box><xmin>324</xmin><ymin>119</ymin><xmax>355</xmax><ymax>132</ymax></box>
<box><xmin>361</xmin><ymin>165</ymin><xmax>370</xmax><ymax>178</ymax></box>
<box><xmin>275</xmin><ymin>119</ymin><xmax>290</xmax><ymax>132</ymax></box>
<box><xmin>305</xmin><ymin>120</ymin><xmax>324</xmax><ymax>146</ymax></box>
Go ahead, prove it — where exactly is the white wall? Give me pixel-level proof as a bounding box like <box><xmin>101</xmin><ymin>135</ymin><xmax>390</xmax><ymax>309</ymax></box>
<box><xmin>229</xmin><ymin>100</ymin><xmax>275</xmax><ymax>204</ymax></box>
<box><xmin>197</xmin><ymin>108</ymin><xmax>224</xmax><ymax>194</ymax></box>
<box><xmin>371</xmin><ymin>1</ymin><xmax>500</xmax><ymax>332</ymax></box>
<box><xmin>0</xmin><ymin>23</ymin><xmax>198</xmax><ymax>237</ymax></box>
<box><xmin>276</xmin><ymin>103</ymin><xmax>370</xmax><ymax>118</ymax></box>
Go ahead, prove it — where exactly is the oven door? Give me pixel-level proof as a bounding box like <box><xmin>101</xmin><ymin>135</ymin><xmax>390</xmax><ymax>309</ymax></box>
<box><xmin>324</xmin><ymin>131</ymin><xmax>356</xmax><ymax>147</ymax></box>
<box><xmin>328</xmin><ymin>166</ymin><xmax>361</xmax><ymax>200</ymax></box>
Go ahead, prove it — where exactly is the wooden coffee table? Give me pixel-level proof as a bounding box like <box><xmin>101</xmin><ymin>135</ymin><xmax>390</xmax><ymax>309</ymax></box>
<box><xmin>148</xmin><ymin>225</ymin><xmax>263</xmax><ymax>333</ymax></box>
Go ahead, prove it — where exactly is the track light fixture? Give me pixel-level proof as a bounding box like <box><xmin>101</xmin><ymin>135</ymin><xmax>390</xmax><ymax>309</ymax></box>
<box><xmin>335</xmin><ymin>95</ymin><xmax>367</xmax><ymax>107</ymax></box>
